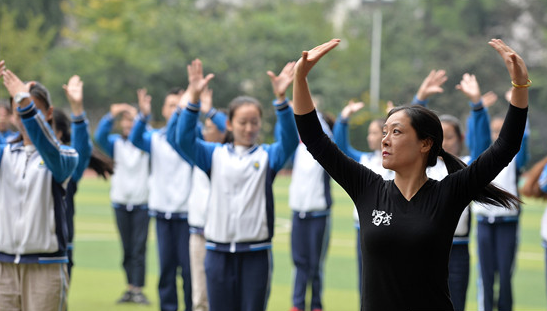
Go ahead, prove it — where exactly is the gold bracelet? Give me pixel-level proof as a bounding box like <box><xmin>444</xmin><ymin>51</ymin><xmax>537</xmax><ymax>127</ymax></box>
<box><xmin>511</xmin><ymin>79</ymin><xmax>532</xmax><ymax>88</ymax></box>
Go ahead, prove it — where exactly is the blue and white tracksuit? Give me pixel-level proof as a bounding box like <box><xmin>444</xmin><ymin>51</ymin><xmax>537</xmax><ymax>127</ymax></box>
<box><xmin>176</xmin><ymin>99</ymin><xmax>299</xmax><ymax>311</ymax></box>
<box><xmin>468</xmin><ymin>102</ymin><xmax>529</xmax><ymax>311</ymax></box>
<box><xmin>0</xmin><ymin>102</ymin><xmax>78</xmax><ymax>265</ymax></box>
<box><xmin>95</xmin><ymin>112</ymin><xmax>150</xmax><ymax>289</ymax></box>
<box><xmin>0</xmin><ymin>129</ymin><xmax>16</xmax><ymax>144</ymax></box>
<box><xmin>64</xmin><ymin>112</ymin><xmax>93</xmax><ymax>277</ymax></box>
<box><xmin>131</xmin><ymin>112</ymin><xmax>193</xmax><ymax>311</ymax></box>
<box><xmin>288</xmin><ymin>112</ymin><xmax>332</xmax><ymax>311</ymax></box>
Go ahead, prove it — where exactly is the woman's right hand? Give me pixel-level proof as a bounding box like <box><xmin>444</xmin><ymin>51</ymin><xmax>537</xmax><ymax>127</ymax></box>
<box><xmin>294</xmin><ymin>39</ymin><xmax>340</xmax><ymax>81</ymax></box>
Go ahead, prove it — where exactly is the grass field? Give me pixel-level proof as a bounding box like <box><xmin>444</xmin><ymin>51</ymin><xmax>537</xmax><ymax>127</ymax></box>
<box><xmin>69</xmin><ymin>174</ymin><xmax>547</xmax><ymax>310</ymax></box>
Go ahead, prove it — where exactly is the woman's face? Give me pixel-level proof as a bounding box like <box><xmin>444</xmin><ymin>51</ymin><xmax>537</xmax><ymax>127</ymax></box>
<box><xmin>119</xmin><ymin>113</ymin><xmax>134</xmax><ymax>138</ymax></box>
<box><xmin>441</xmin><ymin>122</ymin><xmax>462</xmax><ymax>156</ymax></box>
<box><xmin>202</xmin><ymin>118</ymin><xmax>226</xmax><ymax>143</ymax></box>
<box><xmin>367</xmin><ymin>121</ymin><xmax>383</xmax><ymax>151</ymax></box>
<box><xmin>490</xmin><ymin>118</ymin><xmax>503</xmax><ymax>142</ymax></box>
<box><xmin>227</xmin><ymin>104</ymin><xmax>261</xmax><ymax>147</ymax></box>
<box><xmin>381</xmin><ymin>110</ymin><xmax>430</xmax><ymax>171</ymax></box>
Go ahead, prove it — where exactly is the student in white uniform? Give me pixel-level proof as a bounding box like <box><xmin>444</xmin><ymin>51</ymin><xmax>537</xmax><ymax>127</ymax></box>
<box><xmin>166</xmin><ymin>87</ymin><xmax>227</xmax><ymax>311</ymax></box>
<box><xmin>467</xmin><ymin>83</ymin><xmax>529</xmax><ymax>311</ymax></box>
<box><xmin>0</xmin><ymin>62</ymin><xmax>78</xmax><ymax>311</ymax></box>
<box><xmin>130</xmin><ymin>88</ymin><xmax>193</xmax><ymax>311</ymax></box>
<box><xmin>175</xmin><ymin>59</ymin><xmax>299</xmax><ymax>311</ymax></box>
<box><xmin>95</xmin><ymin>100</ymin><xmax>151</xmax><ymax>304</ymax></box>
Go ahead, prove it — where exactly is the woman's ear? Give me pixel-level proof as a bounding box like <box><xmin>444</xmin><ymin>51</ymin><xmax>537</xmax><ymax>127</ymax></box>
<box><xmin>226</xmin><ymin>119</ymin><xmax>233</xmax><ymax>132</ymax></box>
<box><xmin>421</xmin><ymin>138</ymin><xmax>433</xmax><ymax>154</ymax></box>
<box><xmin>46</xmin><ymin>106</ymin><xmax>54</xmax><ymax>122</ymax></box>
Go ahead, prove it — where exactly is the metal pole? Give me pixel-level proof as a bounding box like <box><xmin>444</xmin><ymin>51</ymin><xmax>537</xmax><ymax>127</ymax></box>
<box><xmin>370</xmin><ymin>5</ymin><xmax>382</xmax><ymax>113</ymax></box>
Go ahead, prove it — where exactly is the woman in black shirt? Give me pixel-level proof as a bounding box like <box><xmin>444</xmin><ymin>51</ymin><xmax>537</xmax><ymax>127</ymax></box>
<box><xmin>292</xmin><ymin>39</ymin><xmax>529</xmax><ymax>311</ymax></box>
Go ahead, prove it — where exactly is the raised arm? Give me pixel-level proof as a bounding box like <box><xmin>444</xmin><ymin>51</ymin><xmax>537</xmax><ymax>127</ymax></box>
<box><xmin>165</xmin><ymin>105</ymin><xmax>193</xmax><ymax>164</ymax></box>
<box><xmin>520</xmin><ymin>156</ymin><xmax>547</xmax><ymax>198</ymax></box>
<box><xmin>265</xmin><ymin>100</ymin><xmax>299</xmax><ymax>172</ymax></box>
<box><xmin>129</xmin><ymin>88</ymin><xmax>153</xmax><ymax>153</ymax></box>
<box><xmin>267</xmin><ymin>61</ymin><xmax>295</xmax><ymax>105</ymax></box>
<box><xmin>448</xmin><ymin>39</ymin><xmax>529</xmax><ymax>204</ymax></box>
<box><xmin>94</xmin><ymin>103</ymin><xmax>135</xmax><ymax>157</ymax></box>
<box><xmin>411</xmin><ymin>69</ymin><xmax>447</xmax><ymax>106</ymax></box>
<box><xmin>176</xmin><ymin>59</ymin><xmax>217</xmax><ymax>173</ymax></box>
<box><xmin>489</xmin><ymin>39</ymin><xmax>529</xmax><ymax>109</ymax></box>
<box><xmin>333</xmin><ymin>100</ymin><xmax>366</xmax><ymax>161</ymax></box>
<box><xmin>293</xmin><ymin>39</ymin><xmax>377</xmax><ymax>200</ymax></box>
<box><xmin>2</xmin><ymin>67</ymin><xmax>78</xmax><ymax>183</ymax></box>
<box><xmin>456</xmin><ymin>73</ymin><xmax>491</xmax><ymax>162</ymax></box>
<box><xmin>64</xmin><ymin>75</ymin><xmax>92</xmax><ymax>182</ymax></box>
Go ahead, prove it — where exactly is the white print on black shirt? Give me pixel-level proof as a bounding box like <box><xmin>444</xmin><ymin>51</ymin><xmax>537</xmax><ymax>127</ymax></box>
<box><xmin>372</xmin><ymin>210</ymin><xmax>392</xmax><ymax>226</ymax></box>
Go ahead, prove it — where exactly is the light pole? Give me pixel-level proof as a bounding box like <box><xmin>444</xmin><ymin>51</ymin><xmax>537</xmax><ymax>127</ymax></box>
<box><xmin>363</xmin><ymin>0</ymin><xmax>394</xmax><ymax>113</ymax></box>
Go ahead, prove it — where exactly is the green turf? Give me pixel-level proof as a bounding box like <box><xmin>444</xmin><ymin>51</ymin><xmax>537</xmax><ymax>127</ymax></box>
<box><xmin>69</xmin><ymin>175</ymin><xmax>547</xmax><ymax>310</ymax></box>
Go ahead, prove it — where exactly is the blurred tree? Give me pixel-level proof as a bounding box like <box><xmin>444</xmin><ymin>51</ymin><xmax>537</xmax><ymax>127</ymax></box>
<box><xmin>0</xmin><ymin>5</ymin><xmax>56</xmax><ymax>89</ymax></box>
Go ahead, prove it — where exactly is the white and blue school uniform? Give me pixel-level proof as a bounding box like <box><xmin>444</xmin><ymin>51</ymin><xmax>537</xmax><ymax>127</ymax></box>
<box><xmin>468</xmin><ymin>102</ymin><xmax>529</xmax><ymax>311</ymax></box>
<box><xmin>64</xmin><ymin>112</ymin><xmax>93</xmax><ymax>277</ymax></box>
<box><xmin>184</xmin><ymin>108</ymin><xmax>227</xmax><ymax>235</ymax></box>
<box><xmin>0</xmin><ymin>129</ymin><xmax>16</xmax><ymax>144</ymax></box>
<box><xmin>0</xmin><ymin>102</ymin><xmax>78</xmax><ymax>266</ymax></box>
<box><xmin>286</xmin><ymin>112</ymin><xmax>333</xmax><ymax>311</ymax></box>
<box><xmin>95</xmin><ymin>112</ymin><xmax>151</xmax><ymax>290</ymax></box>
<box><xmin>176</xmin><ymin>99</ymin><xmax>299</xmax><ymax>311</ymax></box>
<box><xmin>130</xmin><ymin>112</ymin><xmax>193</xmax><ymax>311</ymax></box>
<box><xmin>166</xmin><ymin>107</ymin><xmax>227</xmax><ymax>311</ymax></box>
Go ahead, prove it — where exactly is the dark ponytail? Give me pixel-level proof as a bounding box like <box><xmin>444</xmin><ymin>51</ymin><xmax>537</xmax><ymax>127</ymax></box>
<box><xmin>438</xmin><ymin>148</ymin><xmax>521</xmax><ymax>208</ymax></box>
<box><xmin>88</xmin><ymin>149</ymin><xmax>114</xmax><ymax>179</ymax></box>
<box><xmin>389</xmin><ymin>105</ymin><xmax>521</xmax><ymax>210</ymax></box>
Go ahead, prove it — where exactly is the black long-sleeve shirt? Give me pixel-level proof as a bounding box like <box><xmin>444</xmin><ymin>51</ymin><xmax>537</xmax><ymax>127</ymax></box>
<box><xmin>295</xmin><ymin>105</ymin><xmax>527</xmax><ymax>311</ymax></box>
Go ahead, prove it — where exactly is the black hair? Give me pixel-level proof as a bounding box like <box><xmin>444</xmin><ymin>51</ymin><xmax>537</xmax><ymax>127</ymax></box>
<box><xmin>228</xmin><ymin>96</ymin><xmax>262</xmax><ymax>121</ymax></box>
<box><xmin>387</xmin><ymin>105</ymin><xmax>521</xmax><ymax>209</ymax></box>
<box><xmin>0</xmin><ymin>99</ymin><xmax>12</xmax><ymax>115</ymax></box>
<box><xmin>322</xmin><ymin>112</ymin><xmax>336</xmax><ymax>131</ymax></box>
<box><xmin>51</xmin><ymin>108</ymin><xmax>113</xmax><ymax>179</ymax></box>
<box><xmin>167</xmin><ymin>87</ymin><xmax>184</xmax><ymax>97</ymax></box>
<box><xmin>29</xmin><ymin>82</ymin><xmax>52</xmax><ymax>110</ymax></box>
<box><xmin>53</xmin><ymin>109</ymin><xmax>71</xmax><ymax>144</ymax></box>
<box><xmin>88</xmin><ymin>149</ymin><xmax>114</xmax><ymax>179</ymax></box>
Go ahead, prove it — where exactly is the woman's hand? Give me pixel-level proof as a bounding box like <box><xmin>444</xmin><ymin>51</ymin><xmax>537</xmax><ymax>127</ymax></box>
<box><xmin>294</xmin><ymin>39</ymin><xmax>340</xmax><ymax>81</ymax></box>
<box><xmin>63</xmin><ymin>75</ymin><xmax>84</xmax><ymax>116</ymax></box>
<box><xmin>187</xmin><ymin>58</ymin><xmax>214</xmax><ymax>105</ymax></box>
<box><xmin>489</xmin><ymin>38</ymin><xmax>529</xmax><ymax>108</ymax></box>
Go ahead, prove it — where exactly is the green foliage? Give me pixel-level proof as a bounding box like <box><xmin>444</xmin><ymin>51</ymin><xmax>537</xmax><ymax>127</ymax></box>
<box><xmin>1</xmin><ymin>0</ymin><xmax>546</xmax><ymax>160</ymax></box>
<box><xmin>0</xmin><ymin>5</ymin><xmax>56</xmax><ymax>89</ymax></box>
